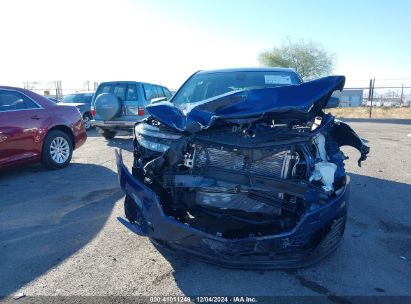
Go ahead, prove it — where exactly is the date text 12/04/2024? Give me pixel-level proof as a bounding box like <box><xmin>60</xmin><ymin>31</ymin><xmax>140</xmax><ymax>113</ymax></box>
<box><xmin>149</xmin><ymin>296</ymin><xmax>257</xmax><ymax>303</ymax></box>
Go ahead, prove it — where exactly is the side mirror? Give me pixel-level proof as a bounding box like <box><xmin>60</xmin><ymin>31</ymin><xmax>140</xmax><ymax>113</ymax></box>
<box><xmin>151</xmin><ymin>97</ymin><xmax>167</xmax><ymax>104</ymax></box>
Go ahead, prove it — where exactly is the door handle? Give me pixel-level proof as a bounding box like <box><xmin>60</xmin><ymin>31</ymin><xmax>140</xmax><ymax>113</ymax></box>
<box><xmin>30</xmin><ymin>115</ymin><xmax>42</xmax><ymax>120</ymax></box>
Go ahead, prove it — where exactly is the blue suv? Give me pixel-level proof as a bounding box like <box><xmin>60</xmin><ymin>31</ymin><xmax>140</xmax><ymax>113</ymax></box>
<box><xmin>116</xmin><ymin>68</ymin><xmax>369</xmax><ymax>269</ymax></box>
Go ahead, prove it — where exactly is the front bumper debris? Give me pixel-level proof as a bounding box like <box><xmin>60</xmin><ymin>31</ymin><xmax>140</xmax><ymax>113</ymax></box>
<box><xmin>115</xmin><ymin>150</ymin><xmax>350</xmax><ymax>269</ymax></box>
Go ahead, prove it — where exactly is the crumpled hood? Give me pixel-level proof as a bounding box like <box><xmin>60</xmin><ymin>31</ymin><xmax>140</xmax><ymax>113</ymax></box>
<box><xmin>146</xmin><ymin>76</ymin><xmax>345</xmax><ymax>133</ymax></box>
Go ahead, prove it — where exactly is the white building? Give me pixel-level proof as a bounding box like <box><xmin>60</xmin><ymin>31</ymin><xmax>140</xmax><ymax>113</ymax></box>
<box><xmin>332</xmin><ymin>89</ymin><xmax>363</xmax><ymax>107</ymax></box>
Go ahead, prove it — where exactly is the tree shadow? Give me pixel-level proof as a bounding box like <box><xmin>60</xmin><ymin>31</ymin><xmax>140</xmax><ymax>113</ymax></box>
<box><xmin>151</xmin><ymin>173</ymin><xmax>411</xmax><ymax>296</ymax></box>
<box><xmin>0</xmin><ymin>163</ymin><xmax>123</xmax><ymax>296</ymax></box>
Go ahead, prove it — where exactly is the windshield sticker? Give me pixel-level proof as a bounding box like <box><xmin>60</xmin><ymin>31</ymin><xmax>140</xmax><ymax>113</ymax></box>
<box><xmin>264</xmin><ymin>75</ymin><xmax>292</xmax><ymax>85</ymax></box>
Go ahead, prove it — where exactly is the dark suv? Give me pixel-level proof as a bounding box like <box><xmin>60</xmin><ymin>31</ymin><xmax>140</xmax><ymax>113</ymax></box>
<box><xmin>91</xmin><ymin>81</ymin><xmax>172</xmax><ymax>139</ymax></box>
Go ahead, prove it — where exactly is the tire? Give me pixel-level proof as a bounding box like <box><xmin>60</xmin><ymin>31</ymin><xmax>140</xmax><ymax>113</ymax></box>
<box><xmin>94</xmin><ymin>93</ymin><xmax>121</xmax><ymax>120</ymax></box>
<box><xmin>82</xmin><ymin>113</ymin><xmax>92</xmax><ymax>130</ymax></box>
<box><xmin>41</xmin><ymin>130</ymin><xmax>73</xmax><ymax>169</ymax></box>
<box><xmin>102</xmin><ymin>129</ymin><xmax>117</xmax><ymax>139</ymax></box>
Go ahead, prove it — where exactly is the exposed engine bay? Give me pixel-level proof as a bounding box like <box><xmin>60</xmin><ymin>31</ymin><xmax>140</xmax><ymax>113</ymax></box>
<box><xmin>130</xmin><ymin>112</ymin><xmax>368</xmax><ymax>239</ymax></box>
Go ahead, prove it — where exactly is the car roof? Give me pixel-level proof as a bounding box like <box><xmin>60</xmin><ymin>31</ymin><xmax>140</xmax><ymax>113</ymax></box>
<box><xmin>0</xmin><ymin>85</ymin><xmax>24</xmax><ymax>91</ymax></box>
<box><xmin>99</xmin><ymin>81</ymin><xmax>166</xmax><ymax>86</ymax></box>
<box><xmin>65</xmin><ymin>91</ymin><xmax>95</xmax><ymax>95</ymax></box>
<box><xmin>0</xmin><ymin>86</ymin><xmax>41</xmax><ymax>96</ymax></box>
<box><xmin>195</xmin><ymin>67</ymin><xmax>298</xmax><ymax>74</ymax></box>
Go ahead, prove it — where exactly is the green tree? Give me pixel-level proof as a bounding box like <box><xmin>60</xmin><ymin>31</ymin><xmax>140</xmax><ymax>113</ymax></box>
<box><xmin>258</xmin><ymin>38</ymin><xmax>335</xmax><ymax>80</ymax></box>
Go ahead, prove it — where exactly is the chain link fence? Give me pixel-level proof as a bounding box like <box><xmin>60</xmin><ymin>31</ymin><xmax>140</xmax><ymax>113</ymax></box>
<box><xmin>22</xmin><ymin>81</ymin><xmax>99</xmax><ymax>100</ymax></box>
<box><xmin>360</xmin><ymin>86</ymin><xmax>411</xmax><ymax>107</ymax></box>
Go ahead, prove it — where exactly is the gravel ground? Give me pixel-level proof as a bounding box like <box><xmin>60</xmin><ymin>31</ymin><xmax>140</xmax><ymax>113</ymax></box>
<box><xmin>1</xmin><ymin>120</ymin><xmax>411</xmax><ymax>299</ymax></box>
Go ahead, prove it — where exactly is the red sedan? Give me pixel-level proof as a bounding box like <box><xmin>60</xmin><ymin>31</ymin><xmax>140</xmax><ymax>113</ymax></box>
<box><xmin>0</xmin><ymin>86</ymin><xmax>87</xmax><ymax>170</ymax></box>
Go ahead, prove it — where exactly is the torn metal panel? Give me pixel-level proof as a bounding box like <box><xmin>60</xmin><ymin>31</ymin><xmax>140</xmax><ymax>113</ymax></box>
<box><xmin>329</xmin><ymin>119</ymin><xmax>370</xmax><ymax>166</ymax></box>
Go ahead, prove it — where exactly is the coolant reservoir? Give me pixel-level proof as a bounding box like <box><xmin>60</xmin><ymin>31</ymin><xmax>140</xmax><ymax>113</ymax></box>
<box><xmin>311</xmin><ymin>116</ymin><xmax>323</xmax><ymax>131</ymax></box>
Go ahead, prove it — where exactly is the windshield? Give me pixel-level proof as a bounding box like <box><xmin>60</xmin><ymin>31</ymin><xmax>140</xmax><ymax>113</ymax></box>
<box><xmin>61</xmin><ymin>93</ymin><xmax>93</xmax><ymax>103</ymax></box>
<box><xmin>172</xmin><ymin>70</ymin><xmax>302</xmax><ymax>105</ymax></box>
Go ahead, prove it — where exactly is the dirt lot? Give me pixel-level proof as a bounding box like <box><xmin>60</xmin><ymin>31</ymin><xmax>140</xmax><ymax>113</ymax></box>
<box><xmin>329</xmin><ymin>107</ymin><xmax>411</xmax><ymax>119</ymax></box>
<box><xmin>1</xmin><ymin>121</ymin><xmax>411</xmax><ymax>300</ymax></box>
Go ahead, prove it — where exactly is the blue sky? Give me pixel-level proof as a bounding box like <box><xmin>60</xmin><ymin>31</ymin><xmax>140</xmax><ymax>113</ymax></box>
<box><xmin>1</xmin><ymin>0</ymin><xmax>410</xmax><ymax>89</ymax></box>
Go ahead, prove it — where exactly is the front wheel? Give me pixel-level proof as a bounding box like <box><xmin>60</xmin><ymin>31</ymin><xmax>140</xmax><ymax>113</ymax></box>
<box><xmin>41</xmin><ymin>130</ymin><xmax>73</xmax><ymax>169</ymax></box>
<box><xmin>102</xmin><ymin>129</ymin><xmax>116</xmax><ymax>139</ymax></box>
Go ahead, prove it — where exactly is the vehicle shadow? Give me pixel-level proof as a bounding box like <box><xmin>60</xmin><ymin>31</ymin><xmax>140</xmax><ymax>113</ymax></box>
<box><xmin>84</xmin><ymin>128</ymin><xmax>101</xmax><ymax>137</ymax></box>
<box><xmin>0</xmin><ymin>163</ymin><xmax>123</xmax><ymax>296</ymax></box>
<box><xmin>105</xmin><ymin>137</ymin><xmax>134</xmax><ymax>152</ymax></box>
<box><xmin>153</xmin><ymin>173</ymin><xmax>411</xmax><ymax>296</ymax></box>
<box><xmin>86</xmin><ymin>128</ymin><xmax>134</xmax><ymax>152</ymax></box>
<box><xmin>86</xmin><ymin>128</ymin><xmax>133</xmax><ymax>138</ymax></box>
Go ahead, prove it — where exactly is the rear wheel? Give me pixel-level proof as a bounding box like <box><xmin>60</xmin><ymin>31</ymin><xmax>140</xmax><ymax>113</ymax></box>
<box><xmin>102</xmin><ymin>129</ymin><xmax>117</xmax><ymax>139</ymax></box>
<box><xmin>82</xmin><ymin>113</ymin><xmax>92</xmax><ymax>130</ymax></box>
<box><xmin>41</xmin><ymin>130</ymin><xmax>73</xmax><ymax>169</ymax></box>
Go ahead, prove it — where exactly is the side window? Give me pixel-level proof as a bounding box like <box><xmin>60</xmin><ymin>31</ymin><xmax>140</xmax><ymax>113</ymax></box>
<box><xmin>101</xmin><ymin>84</ymin><xmax>111</xmax><ymax>93</ymax></box>
<box><xmin>152</xmin><ymin>86</ymin><xmax>159</xmax><ymax>98</ymax></box>
<box><xmin>113</xmin><ymin>84</ymin><xmax>127</xmax><ymax>101</ymax></box>
<box><xmin>151</xmin><ymin>86</ymin><xmax>159</xmax><ymax>99</ymax></box>
<box><xmin>163</xmin><ymin>87</ymin><xmax>172</xmax><ymax>100</ymax></box>
<box><xmin>0</xmin><ymin>90</ymin><xmax>39</xmax><ymax>112</ymax></box>
<box><xmin>151</xmin><ymin>85</ymin><xmax>159</xmax><ymax>99</ymax></box>
<box><xmin>155</xmin><ymin>86</ymin><xmax>165</xmax><ymax>98</ymax></box>
<box><xmin>24</xmin><ymin>98</ymin><xmax>40</xmax><ymax>109</ymax></box>
<box><xmin>86</xmin><ymin>94</ymin><xmax>94</xmax><ymax>103</ymax></box>
<box><xmin>143</xmin><ymin>84</ymin><xmax>154</xmax><ymax>101</ymax></box>
<box><xmin>126</xmin><ymin>84</ymin><xmax>138</xmax><ymax>101</ymax></box>
<box><xmin>161</xmin><ymin>87</ymin><xmax>172</xmax><ymax>100</ymax></box>
<box><xmin>94</xmin><ymin>84</ymin><xmax>112</xmax><ymax>103</ymax></box>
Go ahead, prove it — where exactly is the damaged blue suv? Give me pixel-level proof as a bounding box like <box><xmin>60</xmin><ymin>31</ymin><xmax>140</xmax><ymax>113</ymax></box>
<box><xmin>116</xmin><ymin>68</ymin><xmax>369</xmax><ymax>269</ymax></box>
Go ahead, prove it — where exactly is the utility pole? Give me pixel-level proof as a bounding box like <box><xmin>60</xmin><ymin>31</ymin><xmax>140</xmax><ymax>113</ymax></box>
<box><xmin>400</xmin><ymin>84</ymin><xmax>404</xmax><ymax>106</ymax></box>
<box><xmin>368</xmin><ymin>78</ymin><xmax>375</xmax><ymax>118</ymax></box>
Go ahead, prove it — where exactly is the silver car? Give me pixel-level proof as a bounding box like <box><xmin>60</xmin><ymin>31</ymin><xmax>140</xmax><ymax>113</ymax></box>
<box><xmin>58</xmin><ymin>92</ymin><xmax>94</xmax><ymax>130</ymax></box>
